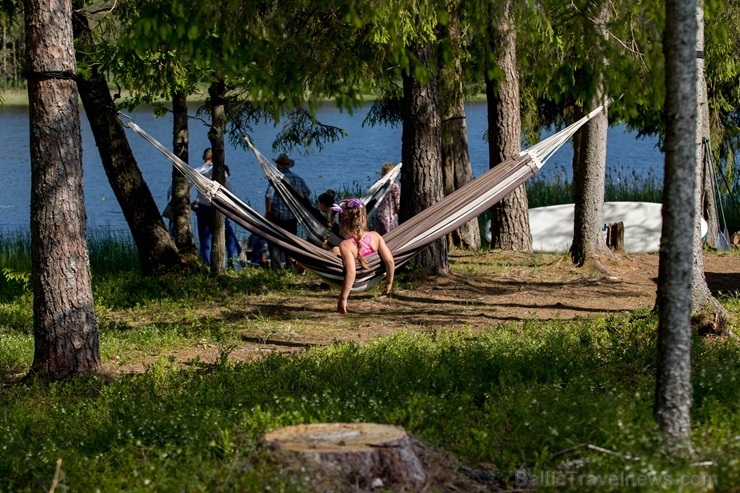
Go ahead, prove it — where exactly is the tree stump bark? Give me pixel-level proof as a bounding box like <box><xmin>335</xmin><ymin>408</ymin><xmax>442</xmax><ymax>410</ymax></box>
<box><xmin>606</xmin><ymin>221</ymin><xmax>624</xmax><ymax>252</ymax></box>
<box><xmin>264</xmin><ymin>423</ymin><xmax>426</xmax><ymax>490</ymax></box>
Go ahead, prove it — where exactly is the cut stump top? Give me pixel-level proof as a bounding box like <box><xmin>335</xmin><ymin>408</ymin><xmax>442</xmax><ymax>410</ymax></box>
<box><xmin>264</xmin><ymin>422</ymin><xmax>409</xmax><ymax>453</ymax></box>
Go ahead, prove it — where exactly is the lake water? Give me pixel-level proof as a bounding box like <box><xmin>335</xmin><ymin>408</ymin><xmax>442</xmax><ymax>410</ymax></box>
<box><xmin>0</xmin><ymin>101</ymin><xmax>664</xmax><ymax>235</ymax></box>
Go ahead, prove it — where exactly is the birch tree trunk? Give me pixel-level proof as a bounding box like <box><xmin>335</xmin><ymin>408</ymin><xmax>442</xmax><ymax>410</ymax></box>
<box><xmin>25</xmin><ymin>0</ymin><xmax>100</xmax><ymax>377</ymax></box>
<box><xmin>697</xmin><ymin>5</ymin><xmax>718</xmax><ymax>248</ymax></box>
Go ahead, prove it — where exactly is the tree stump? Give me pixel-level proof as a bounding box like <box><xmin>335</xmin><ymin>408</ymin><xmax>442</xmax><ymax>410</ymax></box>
<box><xmin>605</xmin><ymin>221</ymin><xmax>625</xmax><ymax>251</ymax></box>
<box><xmin>264</xmin><ymin>423</ymin><xmax>426</xmax><ymax>490</ymax></box>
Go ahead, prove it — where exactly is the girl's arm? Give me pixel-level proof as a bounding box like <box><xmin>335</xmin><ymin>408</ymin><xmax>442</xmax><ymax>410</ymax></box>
<box><xmin>376</xmin><ymin>234</ymin><xmax>395</xmax><ymax>295</ymax></box>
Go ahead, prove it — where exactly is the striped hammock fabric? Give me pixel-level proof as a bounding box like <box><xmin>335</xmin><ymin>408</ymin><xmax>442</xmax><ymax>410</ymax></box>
<box><xmin>120</xmin><ymin>102</ymin><xmax>607</xmax><ymax>292</ymax></box>
<box><xmin>245</xmin><ymin>136</ymin><xmax>401</xmax><ymax>248</ymax></box>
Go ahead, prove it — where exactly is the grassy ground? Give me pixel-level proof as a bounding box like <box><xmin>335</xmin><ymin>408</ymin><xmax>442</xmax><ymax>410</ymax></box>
<box><xmin>1</xmin><ymin>240</ymin><xmax>738</xmax><ymax>492</ymax></box>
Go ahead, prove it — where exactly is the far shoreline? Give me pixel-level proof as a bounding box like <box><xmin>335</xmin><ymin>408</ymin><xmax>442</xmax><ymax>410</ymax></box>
<box><xmin>3</xmin><ymin>89</ymin><xmax>488</xmax><ymax>109</ymax></box>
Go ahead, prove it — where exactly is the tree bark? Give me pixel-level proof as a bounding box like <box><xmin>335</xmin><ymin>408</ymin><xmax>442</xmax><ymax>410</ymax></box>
<box><xmin>570</xmin><ymin>3</ymin><xmax>612</xmax><ymax>268</ymax></box>
<box><xmin>207</xmin><ymin>78</ymin><xmax>227</xmax><ymax>274</ymax></box>
<box><xmin>171</xmin><ymin>91</ymin><xmax>197</xmax><ymax>256</ymax></box>
<box><xmin>265</xmin><ymin>423</ymin><xmax>426</xmax><ymax>490</ymax></box>
<box><xmin>76</xmin><ymin>76</ymin><xmax>183</xmax><ymax>275</ymax></box>
<box><xmin>689</xmin><ymin>3</ymin><xmax>729</xmax><ymax>334</ymax></box>
<box><xmin>697</xmin><ymin>5</ymin><xmax>718</xmax><ymax>248</ymax></box>
<box><xmin>25</xmin><ymin>0</ymin><xmax>100</xmax><ymax>377</ymax></box>
<box><xmin>72</xmin><ymin>9</ymin><xmax>182</xmax><ymax>275</ymax></box>
<box><xmin>654</xmin><ymin>0</ymin><xmax>696</xmax><ymax>456</ymax></box>
<box><xmin>401</xmin><ymin>42</ymin><xmax>449</xmax><ymax>275</ymax></box>
<box><xmin>486</xmin><ymin>0</ymin><xmax>532</xmax><ymax>251</ymax></box>
<box><xmin>439</xmin><ymin>15</ymin><xmax>481</xmax><ymax>250</ymax></box>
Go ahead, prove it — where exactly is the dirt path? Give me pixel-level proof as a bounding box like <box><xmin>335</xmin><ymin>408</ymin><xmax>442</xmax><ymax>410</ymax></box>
<box><xmin>106</xmin><ymin>251</ymin><xmax>740</xmax><ymax>374</ymax></box>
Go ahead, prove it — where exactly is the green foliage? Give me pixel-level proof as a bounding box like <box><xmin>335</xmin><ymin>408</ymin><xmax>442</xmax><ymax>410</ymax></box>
<box><xmin>1</xmin><ymin>315</ymin><xmax>738</xmax><ymax>491</ymax></box>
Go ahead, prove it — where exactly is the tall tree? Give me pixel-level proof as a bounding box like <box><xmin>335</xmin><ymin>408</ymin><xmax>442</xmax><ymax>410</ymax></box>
<box><xmin>688</xmin><ymin>2</ymin><xmax>729</xmax><ymax>333</ymax></box>
<box><xmin>439</xmin><ymin>5</ymin><xmax>480</xmax><ymax>250</ymax></box>
<box><xmin>207</xmin><ymin>77</ymin><xmax>228</xmax><ymax>274</ymax></box>
<box><xmin>25</xmin><ymin>0</ymin><xmax>100</xmax><ymax>377</ymax></box>
<box><xmin>401</xmin><ymin>41</ymin><xmax>448</xmax><ymax>275</ymax></box>
<box><xmin>73</xmin><ymin>5</ymin><xmax>184</xmax><ymax>274</ymax></box>
<box><xmin>171</xmin><ymin>90</ymin><xmax>198</xmax><ymax>256</ymax></box>
<box><xmin>486</xmin><ymin>0</ymin><xmax>532</xmax><ymax>251</ymax></box>
<box><xmin>654</xmin><ymin>0</ymin><xmax>696</xmax><ymax>455</ymax></box>
<box><xmin>568</xmin><ymin>1</ymin><xmax>613</xmax><ymax>268</ymax></box>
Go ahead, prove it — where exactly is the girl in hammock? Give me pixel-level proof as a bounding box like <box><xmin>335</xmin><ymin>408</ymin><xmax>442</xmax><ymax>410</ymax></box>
<box><xmin>330</xmin><ymin>198</ymin><xmax>394</xmax><ymax>314</ymax></box>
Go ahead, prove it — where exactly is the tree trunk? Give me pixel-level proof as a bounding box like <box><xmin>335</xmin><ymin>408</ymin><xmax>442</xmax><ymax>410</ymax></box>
<box><xmin>72</xmin><ymin>9</ymin><xmax>182</xmax><ymax>275</ymax></box>
<box><xmin>697</xmin><ymin>6</ymin><xmax>718</xmax><ymax>248</ymax></box>
<box><xmin>25</xmin><ymin>0</ymin><xmax>100</xmax><ymax>377</ymax></box>
<box><xmin>208</xmin><ymin>78</ymin><xmax>227</xmax><ymax>274</ymax></box>
<box><xmin>439</xmin><ymin>15</ymin><xmax>481</xmax><ymax>250</ymax></box>
<box><xmin>2</xmin><ymin>23</ymin><xmax>6</xmax><ymax>91</ymax></box>
<box><xmin>570</xmin><ymin>3</ymin><xmax>612</xmax><ymax>268</ymax></box>
<box><xmin>401</xmin><ymin>42</ymin><xmax>448</xmax><ymax>275</ymax></box>
<box><xmin>689</xmin><ymin>3</ymin><xmax>729</xmax><ymax>333</ymax></box>
<box><xmin>486</xmin><ymin>0</ymin><xmax>532</xmax><ymax>251</ymax></box>
<box><xmin>265</xmin><ymin>423</ymin><xmax>426</xmax><ymax>490</ymax></box>
<box><xmin>570</xmin><ymin>98</ymin><xmax>611</xmax><ymax>266</ymax></box>
<box><xmin>171</xmin><ymin>91</ymin><xmax>197</xmax><ymax>256</ymax></box>
<box><xmin>654</xmin><ymin>0</ymin><xmax>696</xmax><ymax>456</ymax></box>
<box><xmin>77</xmin><ymin>75</ymin><xmax>183</xmax><ymax>275</ymax></box>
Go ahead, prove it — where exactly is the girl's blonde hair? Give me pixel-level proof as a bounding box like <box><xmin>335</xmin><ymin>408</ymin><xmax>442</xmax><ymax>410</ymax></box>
<box><xmin>331</xmin><ymin>198</ymin><xmax>370</xmax><ymax>269</ymax></box>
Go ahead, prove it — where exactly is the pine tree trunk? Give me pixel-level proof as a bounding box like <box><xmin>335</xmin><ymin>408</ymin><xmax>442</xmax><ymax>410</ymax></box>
<box><xmin>697</xmin><ymin>7</ymin><xmax>719</xmax><ymax>248</ymax></box>
<box><xmin>654</xmin><ymin>0</ymin><xmax>696</xmax><ymax>456</ymax></box>
<box><xmin>73</xmin><ymin>10</ymin><xmax>182</xmax><ymax>275</ymax></box>
<box><xmin>401</xmin><ymin>42</ymin><xmax>448</xmax><ymax>275</ymax></box>
<box><xmin>439</xmin><ymin>16</ymin><xmax>481</xmax><ymax>250</ymax></box>
<box><xmin>25</xmin><ymin>0</ymin><xmax>100</xmax><ymax>377</ymax></box>
<box><xmin>77</xmin><ymin>75</ymin><xmax>182</xmax><ymax>274</ymax></box>
<box><xmin>570</xmin><ymin>3</ymin><xmax>611</xmax><ymax>268</ymax></box>
<box><xmin>689</xmin><ymin>3</ymin><xmax>729</xmax><ymax>333</ymax></box>
<box><xmin>570</xmin><ymin>97</ymin><xmax>611</xmax><ymax>265</ymax></box>
<box><xmin>486</xmin><ymin>0</ymin><xmax>531</xmax><ymax>251</ymax></box>
<box><xmin>208</xmin><ymin>78</ymin><xmax>227</xmax><ymax>274</ymax></box>
<box><xmin>172</xmin><ymin>91</ymin><xmax>197</xmax><ymax>256</ymax></box>
<box><xmin>2</xmin><ymin>23</ymin><xmax>6</xmax><ymax>91</ymax></box>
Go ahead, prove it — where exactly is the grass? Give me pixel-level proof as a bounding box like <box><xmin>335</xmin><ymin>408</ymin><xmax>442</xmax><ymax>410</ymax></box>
<box><xmin>1</xmin><ymin>179</ymin><xmax>739</xmax><ymax>491</ymax></box>
<box><xmin>1</xmin><ymin>311</ymin><xmax>738</xmax><ymax>491</ymax></box>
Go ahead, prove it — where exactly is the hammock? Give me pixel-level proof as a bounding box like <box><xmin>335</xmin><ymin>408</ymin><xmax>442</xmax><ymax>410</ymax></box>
<box><xmin>120</xmin><ymin>101</ymin><xmax>607</xmax><ymax>291</ymax></box>
<box><xmin>245</xmin><ymin>136</ymin><xmax>401</xmax><ymax>248</ymax></box>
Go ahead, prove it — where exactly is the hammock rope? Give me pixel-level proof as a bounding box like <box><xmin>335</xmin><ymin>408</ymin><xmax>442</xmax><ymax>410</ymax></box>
<box><xmin>119</xmin><ymin>100</ymin><xmax>608</xmax><ymax>291</ymax></box>
<box><xmin>244</xmin><ymin>135</ymin><xmax>402</xmax><ymax>248</ymax></box>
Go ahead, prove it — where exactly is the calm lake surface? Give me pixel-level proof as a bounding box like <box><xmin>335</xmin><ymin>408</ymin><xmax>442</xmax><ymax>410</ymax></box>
<box><xmin>0</xmin><ymin>101</ymin><xmax>663</xmax><ymax>236</ymax></box>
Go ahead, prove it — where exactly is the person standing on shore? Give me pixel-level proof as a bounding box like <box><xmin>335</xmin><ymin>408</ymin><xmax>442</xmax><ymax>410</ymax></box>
<box><xmin>265</xmin><ymin>153</ymin><xmax>311</xmax><ymax>268</ymax></box>
<box><xmin>192</xmin><ymin>148</ymin><xmax>242</xmax><ymax>270</ymax></box>
<box><xmin>374</xmin><ymin>162</ymin><xmax>400</xmax><ymax>235</ymax></box>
